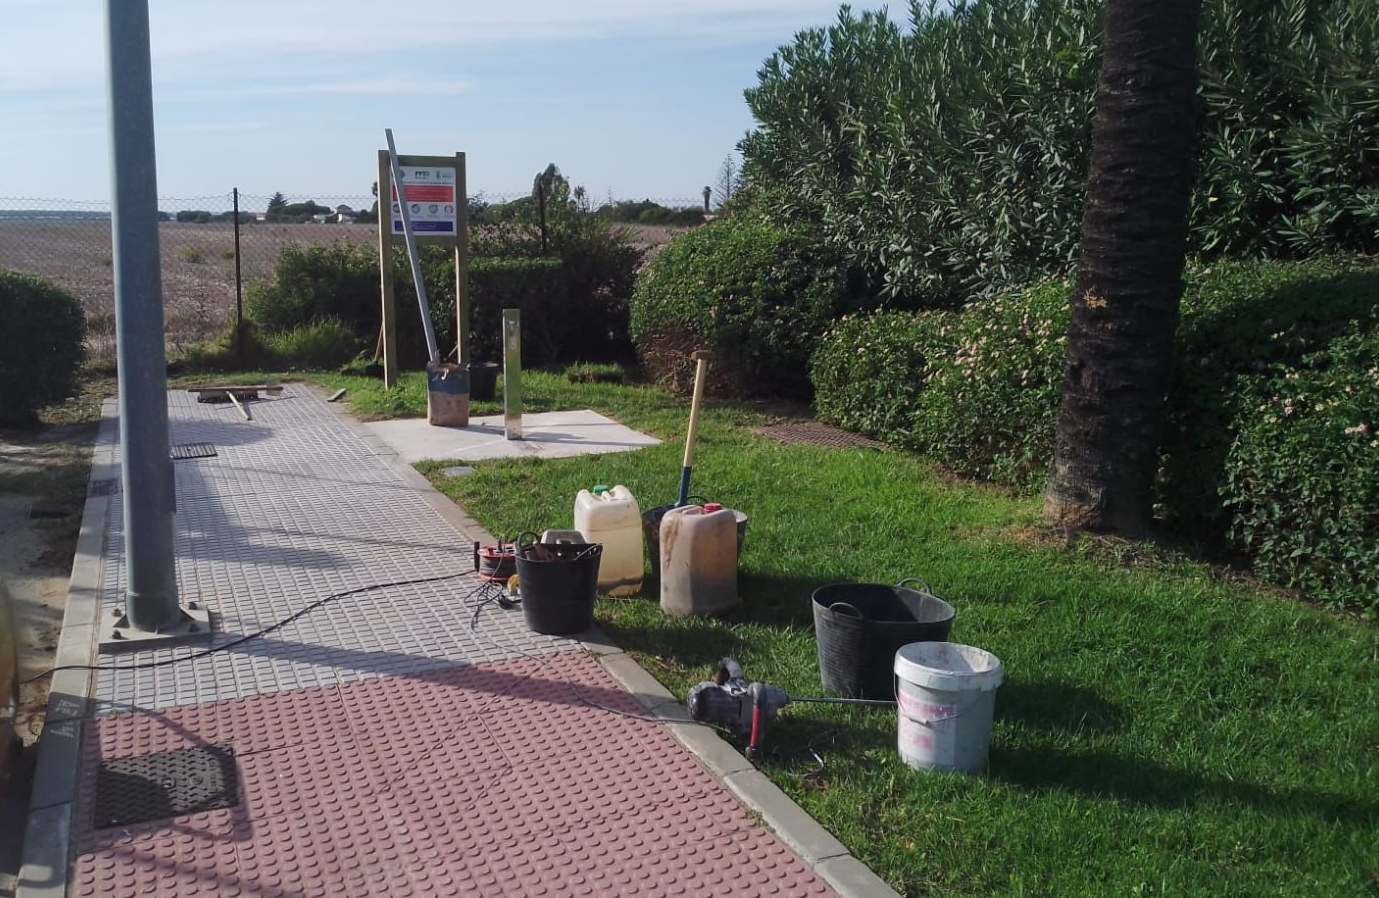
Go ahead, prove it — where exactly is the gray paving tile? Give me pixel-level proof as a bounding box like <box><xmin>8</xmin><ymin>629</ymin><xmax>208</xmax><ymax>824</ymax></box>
<box><xmin>93</xmin><ymin>384</ymin><xmax>573</xmax><ymax>714</ymax></box>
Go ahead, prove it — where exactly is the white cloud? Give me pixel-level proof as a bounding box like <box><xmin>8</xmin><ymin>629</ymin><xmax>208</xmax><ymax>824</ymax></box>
<box><xmin>176</xmin><ymin>78</ymin><xmax>470</xmax><ymax>99</ymax></box>
<box><xmin>0</xmin><ymin>0</ymin><xmax>859</xmax><ymax>93</ymax></box>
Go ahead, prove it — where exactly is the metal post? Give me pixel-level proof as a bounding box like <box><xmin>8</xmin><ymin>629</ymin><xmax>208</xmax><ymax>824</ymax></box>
<box><xmin>232</xmin><ymin>187</ymin><xmax>243</xmax><ymax>367</ymax></box>
<box><xmin>703</xmin><ymin>186</ymin><xmax>711</xmax><ymax>213</ymax></box>
<box><xmin>454</xmin><ymin>152</ymin><xmax>469</xmax><ymax>366</ymax></box>
<box><xmin>503</xmin><ymin>309</ymin><xmax>522</xmax><ymax>440</ymax></box>
<box><xmin>100</xmin><ymin>0</ymin><xmax>207</xmax><ymax>648</ymax></box>
<box><xmin>384</xmin><ymin>129</ymin><xmax>439</xmax><ymax>365</ymax></box>
<box><xmin>104</xmin><ymin>0</ymin><xmax>178</xmax><ymax>631</ymax></box>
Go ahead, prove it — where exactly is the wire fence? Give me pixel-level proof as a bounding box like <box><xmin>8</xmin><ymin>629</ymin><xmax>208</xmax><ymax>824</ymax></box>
<box><xmin>0</xmin><ymin>189</ymin><xmax>707</xmax><ymax>362</ymax></box>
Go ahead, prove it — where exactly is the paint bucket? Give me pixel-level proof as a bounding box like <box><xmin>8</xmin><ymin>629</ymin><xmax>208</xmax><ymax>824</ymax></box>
<box><xmin>426</xmin><ymin>362</ymin><xmax>469</xmax><ymax>427</ymax></box>
<box><xmin>894</xmin><ymin>642</ymin><xmax>1003</xmax><ymax>773</ymax></box>
<box><xmin>515</xmin><ymin>541</ymin><xmax>602</xmax><ymax>635</ymax></box>
<box><xmin>812</xmin><ymin>579</ymin><xmax>954</xmax><ymax>699</ymax></box>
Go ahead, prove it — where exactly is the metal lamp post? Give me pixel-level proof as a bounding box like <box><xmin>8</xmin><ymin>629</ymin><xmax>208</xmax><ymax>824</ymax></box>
<box><xmin>100</xmin><ymin>0</ymin><xmax>208</xmax><ymax>649</ymax></box>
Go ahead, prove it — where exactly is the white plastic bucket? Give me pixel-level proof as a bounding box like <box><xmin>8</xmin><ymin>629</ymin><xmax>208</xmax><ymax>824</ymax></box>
<box><xmin>894</xmin><ymin>642</ymin><xmax>1004</xmax><ymax>773</ymax></box>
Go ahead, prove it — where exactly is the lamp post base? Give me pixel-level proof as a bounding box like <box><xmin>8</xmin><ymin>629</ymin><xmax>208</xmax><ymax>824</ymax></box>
<box><xmin>98</xmin><ymin>601</ymin><xmax>213</xmax><ymax>654</ymax></box>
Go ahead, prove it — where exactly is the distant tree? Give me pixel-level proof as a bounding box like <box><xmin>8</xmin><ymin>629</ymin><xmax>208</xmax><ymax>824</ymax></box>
<box><xmin>532</xmin><ymin>164</ymin><xmax>568</xmax><ymax>254</ymax></box>
<box><xmin>271</xmin><ymin>200</ymin><xmax>331</xmax><ymax>223</ymax></box>
<box><xmin>175</xmin><ymin>210</ymin><xmax>213</xmax><ymax>223</ymax></box>
<box><xmin>713</xmin><ymin>155</ymin><xmax>741</xmax><ymax>209</ymax></box>
<box><xmin>266</xmin><ymin>192</ymin><xmax>288</xmax><ymax>215</ymax></box>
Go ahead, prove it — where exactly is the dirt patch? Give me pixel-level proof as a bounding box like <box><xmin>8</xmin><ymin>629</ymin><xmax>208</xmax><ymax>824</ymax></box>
<box><xmin>0</xmin><ymin>423</ymin><xmax>95</xmax><ymax>744</ymax></box>
<box><xmin>0</xmin><ymin>219</ymin><xmax>687</xmax><ymax>364</ymax></box>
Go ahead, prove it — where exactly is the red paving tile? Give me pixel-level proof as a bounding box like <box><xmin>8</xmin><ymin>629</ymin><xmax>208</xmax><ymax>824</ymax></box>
<box><xmin>73</xmin><ymin>650</ymin><xmax>840</xmax><ymax>898</ymax></box>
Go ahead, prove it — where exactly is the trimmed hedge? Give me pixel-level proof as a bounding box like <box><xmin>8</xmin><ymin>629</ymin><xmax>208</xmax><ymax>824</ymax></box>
<box><xmin>403</xmin><ymin>256</ymin><xmax>567</xmax><ymax>366</ymax></box>
<box><xmin>0</xmin><ymin>270</ymin><xmax>85</xmax><ymax>425</ymax></box>
<box><xmin>1225</xmin><ymin>329</ymin><xmax>1379</xmax><ymax>612</ymax></box>
<box><xmin>630</xmin><ymin>218</ymin><xmax>844</xmax><ymax>396</ymax></box>
<box><xmin>811</xmin><ymin>256</ymin><xmax>1379</xmax><ymax>609</ymax></box>
<box><xmin>915</xmin><ymin>282</ymin><xmax>1068</xmax><ymax>487</ymax></box>
<box><xmin>810</xmin><ymin>310</ymin><xmax>954</xmax><ymax>443</ymax></box>
<box><xmin>245</xmin><ymin>244</ymin><xmax>375</xmax><ymax>334</ymax></box>
<box><xmin>245</xmin><ymin>243</ymin><xmax>591</xmax><ymax>368</ymax></box>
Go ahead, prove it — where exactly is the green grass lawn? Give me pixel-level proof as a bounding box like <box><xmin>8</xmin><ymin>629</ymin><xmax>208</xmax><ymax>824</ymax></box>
<box><xmin>75</xmin><ymin>367</ymin><xmax>1379</xmax><ymax>897</ymax></box>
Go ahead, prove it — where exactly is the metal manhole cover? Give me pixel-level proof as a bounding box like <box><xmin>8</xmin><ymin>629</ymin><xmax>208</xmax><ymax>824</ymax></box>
<box><xmin>753</xmin><ymin>422</ymin><xmax>887</xmax><ymax>451</ymax></box>
<box><xmin>170</xmin><ymin>442</ymin><xmax>217</xmax><ymax>460</ymax></box>
<box><xmin>94</xmin><ymin>744</ymin><xmax>238</xmax><ymax>828</ymax></box>
<box><xmin>88</xmin><ymin>478</ymin><xmax>118</xmax><ymax>497</ymax></box>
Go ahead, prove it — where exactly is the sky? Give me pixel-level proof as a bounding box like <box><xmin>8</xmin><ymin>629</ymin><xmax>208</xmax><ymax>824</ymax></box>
<box><xmin>0</xmin><ymin>0</ymin><xmax>888</xmax><ymax>210</ymax></box>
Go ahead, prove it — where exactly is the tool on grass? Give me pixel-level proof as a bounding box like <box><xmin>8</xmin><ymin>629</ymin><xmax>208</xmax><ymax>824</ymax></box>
<box><xmin>675</xmin><ymin>350</ymin><xmax>712</xmax><ymax>507</ymax></box>
<box><xmin>687</xmin><ymin>658</ymin><xmax>894</xmax><ymax>757</ymax></box>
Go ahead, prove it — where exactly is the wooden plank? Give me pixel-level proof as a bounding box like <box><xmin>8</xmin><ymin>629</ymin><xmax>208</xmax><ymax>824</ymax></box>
<box><xmin>186</xmin><ymin>384</ymin><xmax>283</xmax><ymax>395</ymax></box>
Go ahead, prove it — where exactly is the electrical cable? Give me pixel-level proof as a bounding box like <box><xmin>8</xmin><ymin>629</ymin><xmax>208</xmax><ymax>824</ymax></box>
<box><xmin>24</xmin><ymin>557</ymin><xmax>672</xmax><ymax>726</ymax></box>
<box><xmin>463</xmin><ymin>578</ymin><xmax>664</xmax><ymax>723</ymax></box>
<box><xmin>19</xmin><ymin>571</ymin><xmax>474</xmax><ymax>685</ymax></box>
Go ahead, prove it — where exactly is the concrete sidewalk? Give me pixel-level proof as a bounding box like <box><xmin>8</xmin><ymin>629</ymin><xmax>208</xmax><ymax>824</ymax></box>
<box><xmin>19</xmin><ymin>385</ymin><xmax>896</xmax><ymax>898</ymax></box>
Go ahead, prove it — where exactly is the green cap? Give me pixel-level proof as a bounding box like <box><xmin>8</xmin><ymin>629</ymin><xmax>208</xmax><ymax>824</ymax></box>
<box><xmin>592</xmin><ymin>485</ymin><xmax>610</xmax><ymax>495</ymax></box>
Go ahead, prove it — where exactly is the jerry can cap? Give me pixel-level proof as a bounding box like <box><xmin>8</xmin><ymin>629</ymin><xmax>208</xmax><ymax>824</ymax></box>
<box><xmin>703</xmin><ymin>502</ymin><xmax>723</xmax><ymax>512</ymax></box>
<box><xmin>592</xmin><ymin>485</ymin><xmax>610</xmax><ymax>495</ymax></box>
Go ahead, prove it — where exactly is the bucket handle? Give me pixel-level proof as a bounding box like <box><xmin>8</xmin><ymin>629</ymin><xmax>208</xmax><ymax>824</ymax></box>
<box><xmin>828</xmin><ymin>602</ymin><xmax>864</xmax><ymax>619</ymax></box>
<box><xmin>895</xmin><ymin>677</ymin><xmax>962</xmax><ymax>724</ymax></box>
<box><xmin>896</xmin><ymin>576</ymin><xmax>932</xmax><ymax>595</ymax></box>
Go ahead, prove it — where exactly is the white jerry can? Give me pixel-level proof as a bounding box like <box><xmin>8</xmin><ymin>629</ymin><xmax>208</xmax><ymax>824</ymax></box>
<box><xmin>659</xmin><ymin>504</ymin><xmax>739</xmax><ymax>617</ymax></box>
<box><xmin>574</xmin><ymin>485</ymin><xmax>644</xmax><ymax>596</ymax></box>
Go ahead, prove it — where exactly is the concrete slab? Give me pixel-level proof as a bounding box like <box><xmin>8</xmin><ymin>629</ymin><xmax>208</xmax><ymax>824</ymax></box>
<box><xmin>363</xmin><ymin>408</ymin><xmax>660</xmax><ymax>463</ymax></box>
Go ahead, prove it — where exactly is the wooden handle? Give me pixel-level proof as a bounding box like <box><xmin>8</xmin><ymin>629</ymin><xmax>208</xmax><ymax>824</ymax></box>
<box><xmin>683</xmin><ymin>352</ymin><xmax>711</xmax><ymax>468</ymax></box>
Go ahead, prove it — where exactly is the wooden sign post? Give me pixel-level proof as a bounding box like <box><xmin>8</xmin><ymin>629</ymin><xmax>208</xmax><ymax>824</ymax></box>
<box><xmin>376</xmin><ymin>150</ymin><xmax>469</xmax><ymax>388</ymax></box>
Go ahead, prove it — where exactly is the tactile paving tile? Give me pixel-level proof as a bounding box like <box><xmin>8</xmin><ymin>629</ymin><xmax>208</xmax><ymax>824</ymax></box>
<box><xmin>93</xmin><ymin>384</ymin><xmax>574</xmax><ymax>713</ymax></box>
<box><xmin>73</xmin><ymin>651</ymin><xmax>838</xmax><ymax>898</ymax></box>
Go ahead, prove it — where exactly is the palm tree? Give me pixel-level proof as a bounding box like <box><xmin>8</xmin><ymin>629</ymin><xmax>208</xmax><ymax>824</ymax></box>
<box><xmin>1044</xmin><ymin>0</ymin><xmax>1204</xmax><ymax>535</ymax></box>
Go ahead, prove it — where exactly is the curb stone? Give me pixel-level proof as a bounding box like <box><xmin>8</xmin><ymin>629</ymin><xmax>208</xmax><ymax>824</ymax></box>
<box><xmin>16</xmin><ymin>400</ymin><xmax>114</xmax><ymax>898</ymax></box>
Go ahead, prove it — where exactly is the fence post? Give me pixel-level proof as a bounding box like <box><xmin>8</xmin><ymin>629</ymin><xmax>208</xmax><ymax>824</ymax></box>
<box><xmin>232</xmin><ymin>186</ymin><xmax>243</xmax><ymax>368</ymax></box>
<box><xmin>703</xmin><ymin>186</ymin><xmax>711</xmax><ymax>213</ymax></box>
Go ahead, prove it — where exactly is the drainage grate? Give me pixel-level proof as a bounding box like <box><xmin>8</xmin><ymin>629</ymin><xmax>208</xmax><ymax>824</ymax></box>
<box><xmin>94</xmin><ymin>744</ymin><xmax>239</xmax><ymax>828</ymax></box>
<box><xmin>88</xmin><ymin>478</ymin><xmax>118</xmax><ymax>497</ymax></box>
<box><xmin>753</xmin><ymin>422</ymin><xmax>887</xmax><ymax>451</ymax></box>
<box><xmin>170</xmin><ymin>442</ymin><xmax>217</xmax><ymax>461</ymax></box>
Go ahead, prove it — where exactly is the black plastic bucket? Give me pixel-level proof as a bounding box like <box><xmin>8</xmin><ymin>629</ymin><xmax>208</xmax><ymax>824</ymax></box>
<box><xmin>469</xmin><ymin>362</ymin><xmax>500</xmax><ymax>401</ymax></box>
<box><xmin>643</xmin><ymin>501</ymin><xmax>748</xmax><ymax>573</ymax></box>
<box><xmin>515</xmin><ymin>542</ymin><xmax>603</xmax><ymax>635</ymax></box>
<box><xmin>812</xmin><ymin>578</ymin><xmax>955</xmax><ymax>699</ymax></box>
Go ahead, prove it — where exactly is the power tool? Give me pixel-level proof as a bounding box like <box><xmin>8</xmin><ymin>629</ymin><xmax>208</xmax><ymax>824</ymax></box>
<box><xmin>686</xmin><ymin>658</ymin><xmax>894</xmax><ymax>756</ymax></box>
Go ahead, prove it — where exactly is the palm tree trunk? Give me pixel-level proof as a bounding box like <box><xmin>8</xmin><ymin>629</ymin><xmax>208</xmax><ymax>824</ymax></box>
<box><xmin>1045</xmin><ymin>0</ymin><xmax>1203</xmax><ymax>535</ymax></box>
